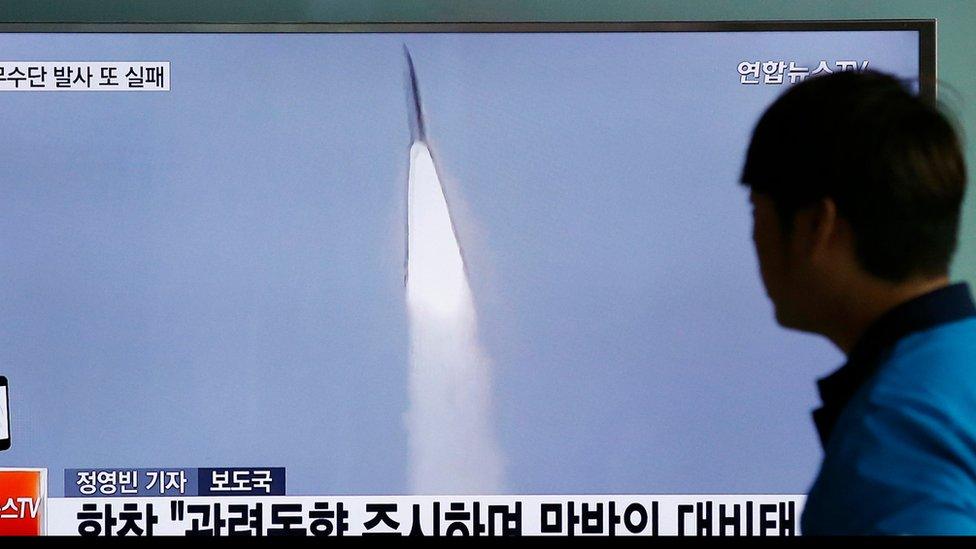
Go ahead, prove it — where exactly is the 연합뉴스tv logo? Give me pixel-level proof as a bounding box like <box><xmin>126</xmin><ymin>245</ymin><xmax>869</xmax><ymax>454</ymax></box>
<box><xmin>0</xmin><ymin>468</ymin><xmax>46</xmax><ymax>536</ymax></box>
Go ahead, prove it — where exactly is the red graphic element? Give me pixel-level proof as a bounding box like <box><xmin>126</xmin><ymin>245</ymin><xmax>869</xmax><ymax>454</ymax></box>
<box><xmin>0</xmin><ymin>470</ymin><xmax>44</xmax><ymax>536</ymax></box>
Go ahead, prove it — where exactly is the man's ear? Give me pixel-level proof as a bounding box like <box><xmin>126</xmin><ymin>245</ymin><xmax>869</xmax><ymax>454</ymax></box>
<box><xmin>789</xmin><ymin>198</ymin><xmax>837</xmax><ymax>261</ymax></box>
<box><xmin>805</xmin><ymin>197</ymin><xmax>838</xmax><ymax>263</ymax></box>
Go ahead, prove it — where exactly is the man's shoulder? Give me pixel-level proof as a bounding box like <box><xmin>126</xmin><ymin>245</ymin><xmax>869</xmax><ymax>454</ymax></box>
<box><xmin>889</xmin><ymin>315</ymin><xmax>976</xmax><ymax>365</ymax></box>
<box><xmin>869</xmin><ymin>316</ymin><xmax>976</xmax><ymax>404</ymax></box>
<box><xmin>850</xmin><ymin>315</ymin><xmax>976</xmax><ymax>454</ymax></box>
<box><xmin>803</xmin><ymin>317</ymin><xmax>976</xmax><ymax>534</ymax></box>
<box><xmin>833</xmin><ymin>314</ymin><xmax>976</xmax><ymax>467</ymax></box>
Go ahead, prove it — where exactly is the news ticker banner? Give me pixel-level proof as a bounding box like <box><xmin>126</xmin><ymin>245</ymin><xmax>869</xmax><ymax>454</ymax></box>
<box><xmin>48</xmin><ymin>495</ymin><xmax>803</xmax><ymax>537</ymax></box>
<box><xmin>0</xmin><ymin>58</ymin><xmax>876</xmax><ymax>91</ymax></box>
<box><xmin>0</xmin><ymin>62</ymin><xmax>168</xmax><ymax>91</ymax></box>
<box><xmin>2</xmin><ymin>468</ymin><xmax>805</xmax><ymax>536</ymax></box>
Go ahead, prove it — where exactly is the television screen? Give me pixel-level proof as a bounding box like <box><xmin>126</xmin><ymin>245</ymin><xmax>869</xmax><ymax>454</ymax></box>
<box><xmin>0</xmin><ymin>21</ymin><xmax>933</xmax><ymax>535</ymax></box>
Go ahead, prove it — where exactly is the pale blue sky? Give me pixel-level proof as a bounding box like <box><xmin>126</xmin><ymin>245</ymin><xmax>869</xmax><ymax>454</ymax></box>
<box><xmin>0</xmin><ymin>30</ymin><xmax>919</xmax><ymax>496</ymax></box>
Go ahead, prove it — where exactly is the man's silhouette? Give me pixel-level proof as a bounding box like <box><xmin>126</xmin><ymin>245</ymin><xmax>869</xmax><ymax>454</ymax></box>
<box><xmin>741</xmin><ymin>70</ymin><xmax>975</xmax><ymax>534</ymax></box>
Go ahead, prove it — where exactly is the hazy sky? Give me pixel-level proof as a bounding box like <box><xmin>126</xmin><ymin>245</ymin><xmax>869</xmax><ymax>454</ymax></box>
<box><xmin>0</xmin><ymin>29</ymin><xmax>919</xmax><ymax>496</ymax></box>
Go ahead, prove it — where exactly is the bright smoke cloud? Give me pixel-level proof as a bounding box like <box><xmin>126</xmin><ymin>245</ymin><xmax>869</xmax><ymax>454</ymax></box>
<box><xmin>405</xmin><ymin>140</ymin><xmax>505</xmax><ymax>494</ymax></box>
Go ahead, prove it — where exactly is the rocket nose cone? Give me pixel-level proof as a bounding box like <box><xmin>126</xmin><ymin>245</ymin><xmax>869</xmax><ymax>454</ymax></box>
<box><xmin>403</xmin><ymin>45</ymin><xmax>426</xmax><ymax>143</ymax></box>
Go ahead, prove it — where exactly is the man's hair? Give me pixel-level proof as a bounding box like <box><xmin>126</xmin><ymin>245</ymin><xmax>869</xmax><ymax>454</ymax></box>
<box><xmin>740</xmin><ymin>70</ymin><xmax>967</xmax><ymax>282</ymax></box>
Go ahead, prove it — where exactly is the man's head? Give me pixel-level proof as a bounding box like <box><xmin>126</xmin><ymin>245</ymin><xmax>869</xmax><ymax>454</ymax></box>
<box><xmin>741</xmin><ymin>70</ymin><xmax>966</xmax><ymax>335</ymax></box>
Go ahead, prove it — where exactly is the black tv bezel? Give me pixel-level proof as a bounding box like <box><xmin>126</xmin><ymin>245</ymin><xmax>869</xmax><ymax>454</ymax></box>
<box><xmin>0</xmin><ymin>20</ymin><xmax>937</xmax><ymax>101</ymax></box>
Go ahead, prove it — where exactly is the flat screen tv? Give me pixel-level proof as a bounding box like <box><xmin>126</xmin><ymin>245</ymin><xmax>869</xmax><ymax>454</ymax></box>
<box><xmin>0</xmin><ymin>20</ymin><xmax>935</xmax><ymax>535</ymax></box>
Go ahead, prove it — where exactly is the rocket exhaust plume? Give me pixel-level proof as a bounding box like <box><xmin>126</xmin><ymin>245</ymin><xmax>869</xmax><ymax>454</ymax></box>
<box><xmin>403</xmin><ymin>47</ymin><xmax>505</xmax><ymax>494</ymax></box>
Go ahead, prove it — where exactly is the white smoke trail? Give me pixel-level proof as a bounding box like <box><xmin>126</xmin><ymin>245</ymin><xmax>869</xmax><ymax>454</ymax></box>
<box><xmin>405</xmin><ymin>140</ymin><xmax>505</xmax><ymax>494</ymax></box>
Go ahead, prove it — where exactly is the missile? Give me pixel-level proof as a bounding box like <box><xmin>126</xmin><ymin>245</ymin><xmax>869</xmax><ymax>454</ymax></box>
<box><xmin>403</xmin><ymin>46</ymin><xmax>469</xmax><ymax>291</ymax></box>
<box><xmin>401</xmin><ymin>47</ymin><xmax>504</xmax><ymax>494</ymax></box>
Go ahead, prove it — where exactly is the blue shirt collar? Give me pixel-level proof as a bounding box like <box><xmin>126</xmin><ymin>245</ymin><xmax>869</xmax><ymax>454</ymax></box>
<box><xmin>812</xmin><ymin>282</ymin><xmax>976</xmax><ymax>448</ymax></box>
